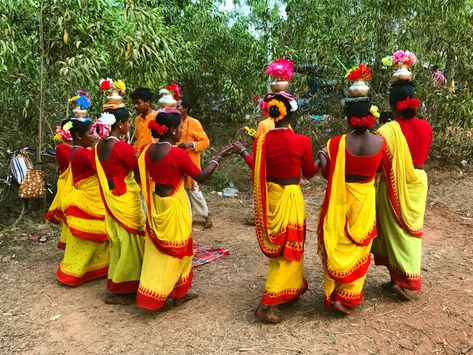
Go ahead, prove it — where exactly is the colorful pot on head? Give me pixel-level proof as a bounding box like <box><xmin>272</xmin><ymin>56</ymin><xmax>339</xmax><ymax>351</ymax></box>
<box><xmin>106</xmin><ymin>90</ymin><xmax>125</xmax><ymax>108</ymax></box>
<box><xmin>392</xmin><ymin>65</ymin><xmax>413</xmax><ymax>81</ymax></box>
<box><xmin>348</xmin><ymin>79</ymin><xmax>370</xmax><ymax>97</ymax></box>
<box><xmin>72</xmin><ymin>106</ymin><xmax>88</xmax><ymax>118</ymax></box>
<box><xmin>158</xmin><ymin>89</ymin><xmax>178</xmax><ymax>109</ymax></box>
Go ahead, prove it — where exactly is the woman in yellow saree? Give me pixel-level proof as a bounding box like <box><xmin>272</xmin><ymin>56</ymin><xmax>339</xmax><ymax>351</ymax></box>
<box><xmin>137</xmin><ymin>107</ymin><xmax>231</xmax><ymax>311</ymax></box>
<box><xmin>46</xmin><ymin>119</ymin><xmax>73</xmax><ymax>250</ymax></box>
<box><xmin>318</xmin><ymin>65</ymin><xmax>385</xmax><ymax>314</ymax></box>
<box><xmin>232</xmin><ymin>92</ymin><xmax>319</xmax><ymax>324</ymax></box>
<box><xmin>56</xmin><ymin>117</ymin><xmax>109</xmax><ymax>286</ymax></box>
<box><xmin>93</xmin><ymin>108</ymin><xmax>146</xmax><ymax>304</ymax></box>
<box><xmin>372</xmin><ymin>59</ymin><xmax>432</xmax><ymax>300</ymax></box>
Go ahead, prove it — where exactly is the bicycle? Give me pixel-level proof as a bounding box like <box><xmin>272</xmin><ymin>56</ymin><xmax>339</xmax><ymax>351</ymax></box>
<box><xmin>0</xmin><ymin>147</ymin><xmax>57</xmax><ymax>228</ymax></box>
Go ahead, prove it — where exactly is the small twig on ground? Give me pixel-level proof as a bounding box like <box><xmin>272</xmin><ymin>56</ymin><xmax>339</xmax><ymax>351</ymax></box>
<box><xmin>44</xmin><ymin>294</ymin><xmax>56</xmax><ymax>307</ymax></box>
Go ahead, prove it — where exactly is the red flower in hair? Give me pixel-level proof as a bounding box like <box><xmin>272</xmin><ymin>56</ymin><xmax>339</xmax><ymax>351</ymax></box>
<box><xmin>395</xmin><ymin>97</ymin><xmax>420</xmax><ymax>111</ymax></box>
<box><xmin>349</xmin><ymin>115</ymin><xmax>376</xmax><ymax>129</ymax></box>
<box><xmin>148</xmin><ymin>121</ymin><xmax>169</xmax><ymax>136</ymax></box>
<box><xmin>166</xmin><ymin>83</ymin><xmax>181</xmax><ymax>100</ymax></box>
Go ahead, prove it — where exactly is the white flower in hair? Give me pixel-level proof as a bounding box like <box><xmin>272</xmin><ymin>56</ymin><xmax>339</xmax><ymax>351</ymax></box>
<box><xmin>289</xmin><ymin>99</ymin><xmax>298</xmax><ymax>112</ymax></box>
<box><xmin>99</xmin><ymin>112</ymin><xmax>116</xmax><ymax>126</ymax></box>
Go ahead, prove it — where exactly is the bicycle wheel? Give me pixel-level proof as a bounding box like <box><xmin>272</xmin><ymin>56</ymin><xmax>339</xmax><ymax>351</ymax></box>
<box><xmin>0</xmin><ymin>177</ymin><xmax>11</xmax><ymax>204</ymax></box>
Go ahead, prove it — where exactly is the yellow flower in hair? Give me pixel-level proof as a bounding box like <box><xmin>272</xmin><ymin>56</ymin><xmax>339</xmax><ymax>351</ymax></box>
<box><xmin>369</xmin><ymin>105</ymin><xmax>380</xmax><ymax>118</ymax></box>
<box><xmin>267</xmin><ymin>99</ymin><xmax>287</xmax><ymax>122</ymax></box>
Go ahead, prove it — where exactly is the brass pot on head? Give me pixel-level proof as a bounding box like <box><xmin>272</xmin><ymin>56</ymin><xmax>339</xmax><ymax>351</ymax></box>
<box><xmin>106</xmin><ymin>90</ymin><xmax>125</xmax><ymax>108</ymax></box>
<box><xmin>348</xmin><ymin>79</ymin><xmax>370</xmax><ymax>97</ymax></box>
<box><xmin>270</xmin><ymin>80</ymin><xmax>289</xmax><ymax>92</ymax></box>
<box><xmin>392</xmin><ymin>65</ymin><xmax>412</xmax><ymax>81</ymax></box>
<box><xmin>73</xmin><ymin>106</ymin><xmax>88</xmax><ymax>118</ymax></box>
<box><xmin>158</xmin><ymin>89</ymin><xmax>178</xmax><ymax>109</ymax></box>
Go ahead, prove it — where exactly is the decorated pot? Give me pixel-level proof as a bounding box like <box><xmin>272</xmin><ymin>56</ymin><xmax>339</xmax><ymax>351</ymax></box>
<box><xmin>158</xmin><ymin>89</ymin><xmax>178</xmax><ymax>109</ymax></box>
<box><xmin>72</xmin><ymin>106</ymin><xmax>88</xmax><ymax>118</ymax></box>
<box><xmin>106</xmin><ymin>90</ymin><xmax>125</xmax><ymax>107</ymax></box>
<box><xmin>270</xmin><ymin>80</ymin><xmax>289</xmax><ymax>92</ymax></box>
<box><xmin>348</xmin><ymin>79</ymin><xmax>370</xmax><ymax>97</ymax></box>
<box><xmin>392</xmin><ymin>65</ymin><xmax>412</xmax><ymax>81</ymax></box>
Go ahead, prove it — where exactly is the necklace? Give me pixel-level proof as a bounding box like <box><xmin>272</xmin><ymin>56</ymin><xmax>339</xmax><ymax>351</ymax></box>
<box><xmin>157</xmin><ymin>141</ymin><xmax>173</xmax><ymax>146</ymax></box>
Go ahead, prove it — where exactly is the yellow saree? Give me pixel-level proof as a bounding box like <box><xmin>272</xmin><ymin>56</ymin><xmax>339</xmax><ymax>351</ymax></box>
<box><xmin>136</xmin><ymin>145</ymin><xmax>194</xmax><ymax>310</ymax></box>
<box><xmin>94</xmin><ymin>148</ymin><xmax>145</xmax><ymax>294</ymax></box>
<box><xmin>56</xmin><ymin>155</ymin><xmax>109</xmax><ymax>286</ymax></box>
<box><xmin>46</xmin><ymin>165</ymin><xmax>73</xmax><ymax>249</ymax></box>
<box><xmin>318</xmin><ymin>135</ymin><xmax>376</xmax><ymax>309</ymax></box>
<box><xmin>253</xmin><ymin>133</ymin><xmax>308</xmax><ymax>306</ymax></box>
<box><xmin>373</xmin><ymin>121</ymin><xmax>428</xmax><ymax>290</ymax></box>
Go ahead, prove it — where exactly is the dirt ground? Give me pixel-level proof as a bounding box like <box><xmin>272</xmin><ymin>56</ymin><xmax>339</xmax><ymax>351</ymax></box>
<box><xmin>0</xmin><ymin>167</ymin><xmax>472</xmax><ymax>354</ymax></box>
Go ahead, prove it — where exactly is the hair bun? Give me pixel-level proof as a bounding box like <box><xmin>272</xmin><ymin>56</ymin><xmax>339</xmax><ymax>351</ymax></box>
<box><xmin>268</xmin><ymin>105</ymin><xmax>281</xmax><ymax>118</ymax></box>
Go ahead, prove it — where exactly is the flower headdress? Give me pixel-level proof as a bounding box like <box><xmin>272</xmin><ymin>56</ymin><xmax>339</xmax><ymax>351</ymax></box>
<box><xmin>99</xmin><ymin>78</ymin><xmax>126</xmax><ymax>95</ymax></box>
<box><xmin>53</xmin><ymin>121</ymin><xmax>73</xmax><ymax>142</ymax></box>
<box><xmin>345</xmin><ymin>64</ymin><xmax>371</xmax><ymax>81</ymax></box>
<box><xmin>265</xmin><ymin>59</ymin><xmax>294</xmax><ymax>81</ymax></box>
<box><xmin>68</xmin><ymin>90</ymin><xmax>91</xmax><ymax>110</ymax></box>
<box><xmin>166</xmin><ymin>83</ymin><xmax>181</xmax><ymax>101</ymax></box>
<box><xmin>382</xmin><ymin>50</ymin><xmax>417</xmax><ymax>82</ymax></box>
<box><xmin>92</xmin><ymin>112</ymin><xmax>116</xmax><ymax>139</ymax></box>
<box><xmin>266</xmin><ymin>99</ymin><xmax>287</xmax><ymax>122</ymax></box>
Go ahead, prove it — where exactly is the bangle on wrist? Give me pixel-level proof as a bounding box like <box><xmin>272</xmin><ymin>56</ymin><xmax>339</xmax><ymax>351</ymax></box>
<box><xmin>239</xmin><ymin>147</ymin><xmax>247</xmax><ymax>155</ymax></box>
<box><xmin>210</xmin><ymin>159</ymin><xmax>220</xmax><ymax>166</ymax></box>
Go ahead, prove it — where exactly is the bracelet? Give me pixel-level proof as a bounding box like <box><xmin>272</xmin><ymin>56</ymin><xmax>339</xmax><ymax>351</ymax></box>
<box><xmin>239</xmin><ymin>147</ymin><xmax>248</xmax><ymax>155</ymax></box>
<box><xmin>210</xmin><ymin>159</ymin><xmax>220</xmax><ymax>166</ymax></box>
<box><xmin>317</xmin><ymin>150</ymin><xmax>328</xmax><ymax>158</ymax></box>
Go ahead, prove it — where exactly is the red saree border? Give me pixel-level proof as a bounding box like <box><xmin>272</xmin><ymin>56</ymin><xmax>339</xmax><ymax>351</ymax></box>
<box><xmin>56</xmin><ymin>264</ymin><xmax>108</xmax><ymax>286</ymax></box>
<box><xmin>136</xmin><ymin>271</ymin><xmax>193</xmax><ymax>311</ymax></box>
<box><xmin>69</xmin><ymin>227</ymin><xmax>108</xmax><ymax>243</ymax></box>
<box><xmin>261</xmin><ymin>278</ymin><xmax>308</xmax><ymax>306</ymax></box>
<box><xmin>374</xmin><ymin>254</ymin><xmax>422</xmax><ymax>291</ymax></box>
<box><xmin>107</xmin><ymin>279</ymin><xmax>140</xmax><ymax>294</ymax></box>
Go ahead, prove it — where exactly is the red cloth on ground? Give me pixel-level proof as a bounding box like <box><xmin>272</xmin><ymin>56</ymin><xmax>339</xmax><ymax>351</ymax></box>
<box><xmin>345</xmin><ymin>140</ymin><xmax>386</xmax><ymax>177</ymax></box>
<box><xmin>146</xmin><ymin>147</ymin><xmax>200</xmax><ymax>188</ymax></box>
<box><xmin>396</xmin><ymin>117</ymin><xmax>433</xmax><ymax>166</ymax></box>
<box><xmin>71</xmin><ymin>147</ymin><xmax>95</xmax><ymax>184</ymax></box>
<box><xmin>244</xmin><ymin>128</ymin><xmax>318</xmax><ymax>179</ymax></box>
<box><xmin>97</xmin><ymin>141</ymin><xmax>138</xmax><ymax>196</ymax></box>
<box><xmin>55</xmin><ymin>143</ymin><xmax>72</xmax><ymax>174</ymax></box>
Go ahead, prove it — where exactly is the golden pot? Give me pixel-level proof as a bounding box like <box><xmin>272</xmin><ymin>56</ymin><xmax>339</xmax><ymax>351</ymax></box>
<box><xmin>348</xmin><ymin>79</ymin><xmax>370</xmax><ymax>97</ymax></box>
<box><xmin>392</xmin><ymin>65</ymin><xmax>412</xmax><ymax>81</ymax></box>
<box><xmin>73</xmin><ymin>106</ymin><xmax>88</xmax><ymax>118</ymax></box>
<box><xmin>158</xmin><ymin>89</ymin><xmax>178</xmax><ymax>109</ymax></box>
<box><xmin>270</xmin><ymin>80</ymin><xmax>289</xmax><ymax>92</ymax></box>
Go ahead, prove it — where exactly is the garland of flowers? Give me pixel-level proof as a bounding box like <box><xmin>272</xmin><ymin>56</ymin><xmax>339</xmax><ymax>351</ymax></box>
<box><xmin>68</xmin><ymin>90</ymin><xmax>91</xmax><ymax>109</ymax></box>
<box><xmin>53</xmin><ymin>121</ymin><xmax>73</xmax><ymax>142</ymax></box>
<box><xmin>349</xmin><ymin>115</ymin><xmax>376</xmax><ymax>129</ymax></box>
<box><xmin>345</xmin><ymin>64</ymin><xmax>371</xmax><ymax>81</ymax></box>
<box><xmin>99</xmin><ymin>78</ymin><xmax>126</xmax><ymax>95</ymax></box>
<box><xmin>148</xmin><ymin>121</ymin><xmax>169</xmax><ymax>136</ymax></box>
<box><xmin>267</xmin><ymin>99</ymin><xmax>287</xmax><ymax>122</ymax></box>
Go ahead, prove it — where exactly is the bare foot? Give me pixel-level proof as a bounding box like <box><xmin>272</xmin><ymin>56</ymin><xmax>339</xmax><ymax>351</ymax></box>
<box><xmin>104</xmin><ymin>293</ymin><xmax>134</xmax><ymax>305</ymax></box>
<box><xmin>381</xmin><ymin>281</ymin><xmax>395</xmax><ymax>292</ymax></box>
<box><xmin>254</xmin><ymin>304</ymin><xmax>283</xmax><ymax>324</ymax></box>
<box><xmin>391</xmin><ymin>284</ymin><xmax>411</xmax><ymax>301</ymax></box>
<box><xmin>333</xmin><ymin>301</ymin><xmax>352</xmax><ymax>315</ymax></box>
<box><xmin>204</xmin><ymin>216</ymin><xmax>213</xmax><ymax>229</ymax></box>
<box><xmin>173</xmin><ymin>293</ymin><xmax>199</xmax><ymax>307</ymax></box>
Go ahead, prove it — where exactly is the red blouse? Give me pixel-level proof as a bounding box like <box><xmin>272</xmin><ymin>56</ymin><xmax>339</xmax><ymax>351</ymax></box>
<box><xmin>55</xmin><ymin>143</ymin><xmax>72</xmax><ymax>174</ymax></box>
<box><xmin>71</xmin><ymin>147</ymin><xmax>95</xmax><ymax>184</ymax></box>
<box><xmin>244</xmin><ymin>128</ymin><xmax>318</xmax><ymax>179</ymax></box>
<box><xmin>146</xmin><ymin>147</ymin><xmax>200</xmax><ymax>188</ymax></box>
<box><xmin>96</xmin><ymin>141</ymin><xmax>138</xmax><ymax>196</ymax></box>
<box><xmin>345</xmin><ymin>140</ymin><xmax>386</xmax><ymax>177</ymax></box>
<box><xmin>396</xmin><ymin>117</ymin><xmax>433</xmax><ymax>166</ymax></box>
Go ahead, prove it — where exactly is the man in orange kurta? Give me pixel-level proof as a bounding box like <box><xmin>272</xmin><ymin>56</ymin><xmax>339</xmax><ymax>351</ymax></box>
<box><xmin>130</xmin><ymin>88</ymin><xmax>157</xmax><ymax>155</ymax></box>
<box><xmin>177</xmin><ymin>98</ymin><xmax>212</xmax><ymax>228</ymax></box>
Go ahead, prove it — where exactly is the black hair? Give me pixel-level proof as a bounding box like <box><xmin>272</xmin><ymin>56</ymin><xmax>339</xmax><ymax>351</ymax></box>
<box><xmin>179</xmin><ymin>97</ymin><xmax>191</xmax><ymax>114</ymax></box>
<box><xmin>343</xmin><ymin>99</ymin><xmax>371</xmax><ymax>119</ymax></box>
<box><xmin>70</xmin><ymin>119</ymin><xmax>93</xmax><ymax>140</ymax></box>
<box><xmin>267</xmin><ymin>94</ymin><xmax>293</xmax><ymax>122</ymax></box>
<box><xmin>130</xmin><ymin>87</ymin><xmax>153</xmax><ymax>102</ymax></box>
<box><xmin>389</xmin><ymin>80</ymin><xmax>417</xmax><ymax>119</ymax></box>
<box><xmin>105</xmin><ymin>107</ymin><xmax>130</xmax><ymax>130</ymax></box>
<box><xmin>151</xmin><ymin>112</ymin><xmax>181</xmax><ymax>138</ymax></box>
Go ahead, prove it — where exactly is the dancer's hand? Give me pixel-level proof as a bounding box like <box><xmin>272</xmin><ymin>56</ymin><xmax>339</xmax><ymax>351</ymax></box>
<box><xmin>178</xmin><ymin>142</ymin><xmax>194</xmax><ymax>149</ymax></box>
<box><xmin>218</xmin><ymin>144</ymin><xmax>234</xmax><ymax>157</ymax></box>
<box><xmin>231</xmin><ymin>141</ymin><xmax>246</xmax><ymax>154</ymax></box>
